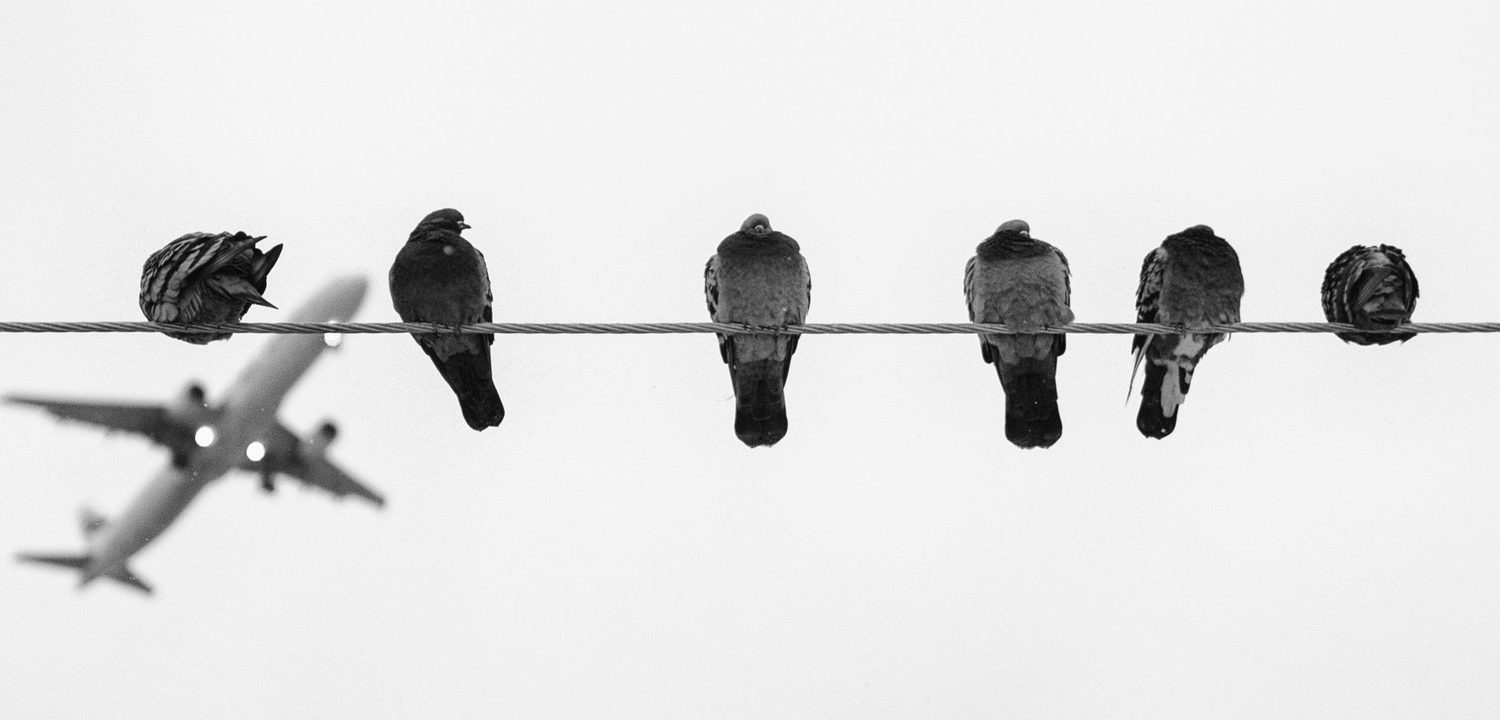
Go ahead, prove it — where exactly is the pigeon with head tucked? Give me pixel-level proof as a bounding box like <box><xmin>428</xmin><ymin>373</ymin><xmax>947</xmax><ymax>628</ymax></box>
<box><xmin>1321</xmin><ymin>244</ymin><xmax>1419</xmax><ymax>346</ymax></box>
<box><xmin>964</xmin><ymin>219</ymin><xmax>1074</xmax><ymax>448</ymax></box>
<box><xmin>704</xmin><ymin>213</ymin><xmax>811</xmax><ymax>447</ymax></box>
<box><xmin>389</xmin><ymin>208</ymin><xmax>504</xmax><ymax>431</ymax></box>
<box><xmin>1131</xmin><ymin>224</ymin><xmax>1244</xmax><ymax>439</ymax></box>
<box><xmin>139</xmin><ymin>231</ymin><xmax>283</xmax><ymax>344</ymax></box>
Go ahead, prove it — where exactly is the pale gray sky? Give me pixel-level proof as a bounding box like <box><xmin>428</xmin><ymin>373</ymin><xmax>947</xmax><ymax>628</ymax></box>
<box><xmin>2</xmin><ymin>1</ymin><xmax>1499</xmax><ymax>718</ymax></box>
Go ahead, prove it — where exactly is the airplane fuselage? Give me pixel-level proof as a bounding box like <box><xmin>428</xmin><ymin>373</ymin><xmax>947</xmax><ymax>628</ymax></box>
<box><xmin>81</xmin><ymin>464</ymin><xmax>209</xmax><ymax>583</ymax></box>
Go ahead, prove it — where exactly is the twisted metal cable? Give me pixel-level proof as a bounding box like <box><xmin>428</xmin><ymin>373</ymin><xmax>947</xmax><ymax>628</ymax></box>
<box><xmin>0</xmin><ymin>320</ymin><xmax>1493</xmax><ymax>335</ymax></box>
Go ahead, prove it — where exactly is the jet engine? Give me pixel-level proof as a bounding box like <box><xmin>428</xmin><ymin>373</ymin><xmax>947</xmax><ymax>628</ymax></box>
<box><xmin>167</xmin><ymin>382</ymin><xmax>210</xmax><ymax>425</ymax></box>
<box><xmin>305</xmin><ymin>421</ymin><xmax>338</xmax><ymax>456</ymax></box>
<box><xmin>78</xmin><ymin>506</ymin><xmax>108</xmax><ymax>538</ymax></box>
<box><xmin>167</xmin><ymin>382</ymin><xmax>213</xmax><ymax>467</ymax></box>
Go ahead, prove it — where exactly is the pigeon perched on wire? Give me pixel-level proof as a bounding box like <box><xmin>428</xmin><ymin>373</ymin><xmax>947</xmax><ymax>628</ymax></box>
<box><xmin>1321</xmin><ymin>244</ymin><xmax>1419</xmax><ymax>346</ymax></box>
<box><xmin>139</xmin><ymin>231</ymin><xmax>283</xmax><ymax>344</ymax></box>
<box><xmin>704</xmin><ymin>213</ymin><xmax>811</xmax><ymax>447</ymax></box>
<box><xmin>388</xmin><ymin>208</ymin><xmax>504</xmax><ymax>431</ymax></box>
<box><xmin>964</xmin><ymin>219</ymin><xmax>1074</xmax><ymax>448</ymax></box>
<box><xmin>1131</xmin><ymin>224</ymin><xmax>1244</xmax><ymax>439</ymax></box>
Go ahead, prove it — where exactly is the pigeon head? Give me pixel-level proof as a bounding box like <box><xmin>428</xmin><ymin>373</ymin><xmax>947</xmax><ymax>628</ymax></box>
<box><xmin>1182</xmin><ymin>224</ymin><xmax>1215</xmax><ymax>237</ymax></box>
<box><xmin>740</xmin><ymin>214</ymin><xmax>773</xmax><ymax>237</ymax></box>
<box><xmin>417</xmin><ymin>208</ymin><xmax>471</xmax><ymax>234</ymax></box>
<box><xmin>996</xmin><ymin>219</ymin><xmax>1030</xmax><ymax>236</ymax></box>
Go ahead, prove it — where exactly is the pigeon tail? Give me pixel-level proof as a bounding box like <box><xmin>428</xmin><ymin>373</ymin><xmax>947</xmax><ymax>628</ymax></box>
<box><xmin>419</xmin><ymin>342</ymin><xmax>504</xmax><ymax>430</ymax></box>
<box><xmin>731</xmin><ymin>359</ymin><xmax>788</xmax><ymax>447</ymax></box>
<box><xmin>998</xmin><ymin>359</ymin><xmax>1062</xmax><ymax>449</ymax></box>
<box><xmin>1136</xmin><ymin>360</ymin><xmax>1180</xmax><ymax>439</ymax></box>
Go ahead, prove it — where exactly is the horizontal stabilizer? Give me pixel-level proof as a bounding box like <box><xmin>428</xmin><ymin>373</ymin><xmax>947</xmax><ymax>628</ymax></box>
<box><xmin>16</xmin><ymin>552</ymin><xmax>89</xmax><ymax>570</ymax></box>
<box><xmin>113</xmin><ymin>567</ymin><xmax>153</xmax><ymax>594</ymax></box>
<box><xmin>16</xmin><ymin>552</ymin><xmax>154</xmax><ymax>594</ymax></box>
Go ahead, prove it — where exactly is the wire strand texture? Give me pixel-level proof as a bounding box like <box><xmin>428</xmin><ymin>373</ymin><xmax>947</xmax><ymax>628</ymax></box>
<box><xmin>0</xmin><ymin>321</ymin><xmax>1495</xmax><ymax>335</ymax></box>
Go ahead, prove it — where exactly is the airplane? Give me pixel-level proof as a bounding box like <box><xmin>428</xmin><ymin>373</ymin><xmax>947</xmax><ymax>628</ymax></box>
<box><xmin>8</xmin><ymin>275</ymin><xmax>384</xmax><ymax>595</ymax></box>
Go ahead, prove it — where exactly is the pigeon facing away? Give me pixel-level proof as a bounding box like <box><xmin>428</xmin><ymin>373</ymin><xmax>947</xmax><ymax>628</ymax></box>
<box><xmin>704</xmin><ymin>213</ymin><xmax>811</xmax><ymax>447</ymax></box>
<box><xmin>1321</xmin><ymin>244</ymin><xmax>1419</xmax><ymax>345</ymax></box>
<box><xmin>964</xmin><ymin>220</ymin><xmax>1074</xmax><ymax>448</ymax></box>
<box><xmin>139</xmin><ymin>231</ymin><xmax>283</xmax><ymax>344</ymax></box>
<box><xmin>388</xmin><ymin>208</ymin><xmax>504</xmax><ymax>431</ymax></box>
<box><xmin>1131</xmin><ymin>224</ymin><xmax>1244</xmax><ymax>439</ymax></box>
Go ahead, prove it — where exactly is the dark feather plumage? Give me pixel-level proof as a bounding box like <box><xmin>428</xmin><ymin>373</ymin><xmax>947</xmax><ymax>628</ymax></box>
<box><xmin>139</xmin><ymin>231</ymin><xmax>282</xmax><ymax>344</ymax></box>
<box><xmin>962</xmin><ymin>219</ymin><xmax>1073</xmax><ymax>449</ymax></box>
<box><xmin>389</xmin><ymin>208</ymin><xmax>504</xmax><ymax>430</ymax></box>
<box><xmin>1321</xmin><ymin>244</ymin><xmax>1419</xmax><ymax>346</ymax></box>
<box><xmin>704</xmin><ymin>214</ymin><xmax>811</xmax><ymax>448</ymax></box>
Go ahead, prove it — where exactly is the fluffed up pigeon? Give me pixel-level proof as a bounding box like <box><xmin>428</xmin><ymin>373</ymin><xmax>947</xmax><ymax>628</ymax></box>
<box><xmin>1131</xmin><ymin>224</ymin><xmax>1244</xmax><ymax>439</ymax></box>
<box><xmin>389</xmin><ymin>208</ymin><xmax>505</xmax><ymax>431</ymax></box>
<box><xmin>139</xmin><ymin>231</ymin><xmax>283</xmax><ymax>344</ymax></box>
<box><xmin>704</xmin><ymin>213</ymin><xmax>811</xmax><ymax>447</ymax></box>
<box><xmin>964</xmin><ymin>219</ymin><xmax>1074</xmax><ymax>448</ymax></box>
<box><xmin>1321</xmin><ymin>244</ymin><xmax>1419</xmax><ymax>345</ymax></box>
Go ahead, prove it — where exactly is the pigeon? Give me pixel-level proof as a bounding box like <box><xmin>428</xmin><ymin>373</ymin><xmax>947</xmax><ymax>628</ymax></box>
<box><xmin>964</xmin><ymin>219</ymin><xmax>1074</xmax><ymax>448</ymax></box>
<box><xmin>1321</xmin><ymin>244</ymin><xmax>1419</xmax><ymax>345</ymax></box>
<box><xmin>388</xmin><ymin>208</ymin><xmax>504</xmax><ymax>431</ymax></box>
<box><xmin>139</xmin><ymin>231</ymin><xmax>282</xmax><ymax>344</ymax></box>
<box><xmin>1131</xmin><ymin>224</ymin><xmax>1244</xmax><ymax>439</ymax></box>
<box><xmin>704</xmin><ymin>213</ymin><xmax>811</xmax><ymax>447</ymax></box>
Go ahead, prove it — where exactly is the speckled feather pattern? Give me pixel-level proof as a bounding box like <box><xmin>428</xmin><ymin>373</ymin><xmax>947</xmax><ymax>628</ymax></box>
<box><xmin>1131</xmin><ymin>225</ymin><xmax>1244</xmax><ymax>438</ymax></box>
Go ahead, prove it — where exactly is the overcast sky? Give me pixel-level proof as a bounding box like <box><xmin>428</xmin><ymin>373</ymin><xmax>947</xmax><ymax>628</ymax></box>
<box><xmin>2</xmin><ymin>1</ymin><xmax>1499</xmax><ymax>718</ymax></box>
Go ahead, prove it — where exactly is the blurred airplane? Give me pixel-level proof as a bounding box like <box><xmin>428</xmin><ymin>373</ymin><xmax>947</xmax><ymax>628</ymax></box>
<box><xmin>8</xmin><ymin>275</ymin><xmax>384</xmax><ymax>595</ymax></box>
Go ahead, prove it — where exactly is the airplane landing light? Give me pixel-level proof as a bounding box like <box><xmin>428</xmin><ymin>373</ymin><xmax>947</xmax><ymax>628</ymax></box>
<box><xmin>194</xmin><ymin>426</ymin><xmax>216</xmax><ymax>448</ymax></box>
<box><xmin>245</xmin><ymin>441</ymin><xmax>266</xmax><ymax>462</ymax></box>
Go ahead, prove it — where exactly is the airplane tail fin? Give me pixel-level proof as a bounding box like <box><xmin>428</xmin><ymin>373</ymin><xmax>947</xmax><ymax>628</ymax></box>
<box><xmin>16</xmin><ymin>552</ymin><xmax>153</xmax><ymax>595</ymax></box>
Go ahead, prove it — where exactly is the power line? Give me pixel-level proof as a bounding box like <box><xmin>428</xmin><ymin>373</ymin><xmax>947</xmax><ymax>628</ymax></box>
<box><xmin>0</xmin><ymin>321</ymin><xmax>1492</xmax><ymax>335</ymax></box>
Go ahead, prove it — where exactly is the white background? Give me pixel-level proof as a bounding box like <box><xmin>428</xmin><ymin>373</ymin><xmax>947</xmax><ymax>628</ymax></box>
<box><xmin>2</xmin><ymin>1</ymin><xmax>1498</xmax><ymax>717</ymax></box>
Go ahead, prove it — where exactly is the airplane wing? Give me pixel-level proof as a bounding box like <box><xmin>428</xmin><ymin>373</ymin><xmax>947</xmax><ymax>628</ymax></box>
<box><xmin>245</xmin><ymin>423</ymin><xmax>385</xmax><ymax>507</ymax></box>
<box><xmin>5</xmin><ymin>394</ymin><xmax>198</xmax><ymax>458</ymax></box>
